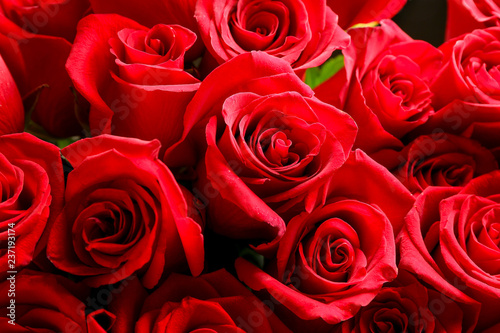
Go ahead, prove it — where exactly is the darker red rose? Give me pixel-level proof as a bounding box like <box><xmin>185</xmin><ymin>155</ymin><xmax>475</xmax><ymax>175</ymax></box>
<box><xmin>315</xmin><ymin>20</ymin><xmax>442</xmax><ymax>154</ymax></box>
<box><xmin>372</xmin><ymin>133</ymin><xmax>499</xmax><ymax>195</ymax></box>
<box><xmin>235</xmin><ymin>151</ymin><xmax>414</xmax><ymax>330</ymax></box>
<box><xmin>0</xmin><ymin>270</ymin><xmax>114</xmax><ymax>333</ymax></box>
<box><xmin>47</xmin><ymin>135</ymin><xmax>204</xmax><ymax>288</ymax></box>
<box><xmin>335</xmin><ymin>271</ymin><xmax>469</xmax><ymax>333</ymax></box>
<box><xmin>0</xmin><ymin>133</ymin><xmax>64</xmax><ymax>280</ymax></box>
<box><xmin>66</xmin><ymin>14</ymin><xmax>200</xmax><ymax>155</ymax></box>
<box><xmin>0</xmin><ymin>0</ymin><xmax>89</xmax><ymax>42</ymax></box>
<box><xmin>446</xmin><ymin>0</ymin><xmax>500</xmax><ymax>40</ymax></box>
<box><xmin>0</xmin><ymin>55</ymin><xmax>23</xmax><ymax>135</ymax></box>
<box><xmin>398</xmin><ymin>172</ymin><xmax>500</xmax><ymax>331</ymax></box>
<box><xmin>194</xmin><ymin>0</ymin><xmax>349</xmax><ymax>71</ymax></box>
<box><xmin>105</xmin><ymin>269</ymin><xmax>291</xmax><ymax>333</ymax></box>
<box><xmin>0</xmin><ymin>0</ymin><xmax>89</xmax><ymax>137</ymax></box>
<box><xmin>327</xmin><ymin>0</ymin><xmax>407</xmax><ymax>29</ymax></box>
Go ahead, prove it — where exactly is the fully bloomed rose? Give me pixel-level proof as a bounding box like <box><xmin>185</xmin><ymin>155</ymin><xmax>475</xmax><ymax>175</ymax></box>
<box><xmin>66</xmin><ymin>14</ymin><xmax>200</xmax><ymax>154</ymax></box>
<box><xmin>327</xmin><ymin>0</ymin><xmax>407</xmax><ymax>29</ymax></box>
<box><xmin>194</xmin><ymin>0</ymin><xmax>350</xmax><ymax>71</ymax></box>
<box><xmin>0</xmin><ymin>133</ymin><xmax>64</xmax><ymax>280</ymax></box>
<box><xmin>315</xmin><ymin>20</ymin><xmax>442</xmax><ymax>155</ymax></box>
<box><xmin>168</xmin><ymin>52</ymin><xmax>357</xmax><ymax>254</ymax></box>
<box><xmin>235</xmin><ymin>151</ymin><xmax>414</xmax><ymax>331</ymax></box>
<box><xmin>398</xmin><ymin>171</ymin><xmax>500</xmax><ymax>331</ymax></box>
<box><xmin>446</xmin><ymin>0</ymin><xmax>500</xmax><ymax>40</ymax></box>
<box><xmin>100</xmin><ymin>270</ymin><xmax>290</xmax><ymax>333</ymax></box>
<box><xmin>0</xmin><ymin>55</ymin><xmax>23</xmax><ymax>135</ymax></box>
<box><xmin>47</xmin><ymin>135</ymin><xmax>204</xmax><ymax>288</ymax></box>
<box><xmin>372</xmin><ymin>133</ymin><xmax>498</xmax><ymax>195</ymax></box>
<box><xmin>0</xmin><ymin>0</ymin><xmax>89</xmax><ymax>137</ymax></box>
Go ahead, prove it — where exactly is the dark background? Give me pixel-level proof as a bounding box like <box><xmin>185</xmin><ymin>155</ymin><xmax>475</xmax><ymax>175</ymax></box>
<box><xmin>393</xmin><ymin>0</ymin><xmax>448</xmax><ymax>46</ymax></box>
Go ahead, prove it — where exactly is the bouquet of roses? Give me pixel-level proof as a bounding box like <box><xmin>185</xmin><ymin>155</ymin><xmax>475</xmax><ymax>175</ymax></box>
<box><xmin>1</xmin><ymin>0</ymin><xmax>500</xmax><ymax>331</ymax></box>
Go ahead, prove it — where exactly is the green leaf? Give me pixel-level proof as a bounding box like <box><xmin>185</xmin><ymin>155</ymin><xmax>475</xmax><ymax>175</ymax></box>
<box><xmin>305</xmin><ymin>55</ymin><xmax>345</xmax><ymax>89</ymax></box>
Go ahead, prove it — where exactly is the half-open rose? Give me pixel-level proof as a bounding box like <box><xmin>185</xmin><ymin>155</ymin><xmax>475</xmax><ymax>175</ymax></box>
<box><xmin>315</xmin><ymin>20</ymin><xmax>442</xmax><ymax>154</ymax></box>
<box><xmin>67</xmin><ymin>14</ymin><xmax>200</xmax><ymax>154</ymax></box>
<box><xmin>194</xmin><ymin>0</ymin><xmax>349</xmax><ymax>71</ymax></box>
<box><xmin>47</xmin><ymin>135</ymin><xmax>204</xmax><ymax>288</ymax></box>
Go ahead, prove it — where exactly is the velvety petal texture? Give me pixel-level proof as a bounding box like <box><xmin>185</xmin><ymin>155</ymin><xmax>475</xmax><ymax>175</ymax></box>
<box><xmin>0</xmin><ymin>0</ymin><xmax>89</xmax><ymax>137</ymax></box>
<box><xmin>0</xmin><ymin>133</ymin><xmax>64</xmax><ymax>280</ymax></box>
<box><xmin>0</xmin><ymin>270</ymin><xmax>99</xmax><ymax>332</ymax></box>
<box><xmin>373</xmin><ymin>133</ymin><xmax>499</xmax><ymax>195</ymax></box>
<box><xmin>194</xmin><ymin>0</ymin><xmax>350</xmax><ymax>71</ymax></box>
<box><xmin>0</xmin><ymin>54</ymin><xmax>23</xmax><ymax>135</ymax></box>
<box><xmin>315</xmin><ymin>20</ymin><xmax>442</xmax><ymax>154</ymax></box>
<box><xmin>446</xmin><ymin>0</ymin><xmax>500</xmax><ymax>40</ymax></box>
<box><xmin>47</xmin><ymin>135</ymin><xmax>204</xmax><ymax>288</ymax></box>
<box><xmin>170</xmin><ymin>52</ymin><xmax>357</xmax><ymax>254</ymax></box>
<box><xmin>398</xmin><ymin>172</ymin><xmax>500</xmax><ymax>331</ymax></box>
<box><xmin>107</xmin><ymin>270</ymin><xmax>291</xmax><ymax>333</ymax></box>
<box><xmin>66</xmin><ymin>14</ymin><xmax>200</xmax><ymax>154</ymax></box>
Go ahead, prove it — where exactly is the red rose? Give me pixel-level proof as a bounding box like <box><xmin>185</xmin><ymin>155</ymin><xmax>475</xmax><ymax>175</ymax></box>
<box><xmin>0</xmin><ymin>270</ymin><xmax>111</xmax><ymax>332</ymax></box>
<box><xmin>315</xmin><ymin>20</ymin><xmax>442</xmax><ymax>154</ymax></box>
<box><xmin>398</xmin><ymin>172</ymin><xmax>500</xmax><ymax>331</ymax></box>
<box><xmin>0</xmin><ymin>55</ymin><xmax>23</xmax><ymax>135</ymax></box>
<box><xmin>194</xmin><ymin>0</ymin><xmax>349</xmax><ymax>71</ymax></box>
<box><xmin>47</xmin><ymin>135</ymin><xmax>204</xmax><ymax>288</ymax></box>
<box><xmin>446</xmin><ymin>0</ymin><xmax>500</xmax><ymax>40</ymax></box>
<box><xmin>0</xmin><ymin>0</ymin><xmax>89</xmax><ymax>42</ymax></box>
<box><xmin>0</xmin><ymin>133</ymin><xmax>64</xmax><ymax>279</ymax></box>
<box><xmin>412</xmin><ymin>27</ymin><xmax>500</xmax><ymax>164</ymax></box>
<box><xmin>372</xmin><ymin>133</ymin><xmax>498</xmax><ymax>195</ymax></box>
<box><xmin>172</xmin><ymin>52</ymin><xmax>356</xmax><ymax>253</ymax></box>
<box><xmin>66</xmin><ymin>14</ymin><xmax>200</xmax><ymax>154</ymax></box>
<box><xmin>235</xmin><ymin>151</ymin><xmax>413</xmax><ymax>330</ymax></box>
<box><xmin>327</xmin><ymin>0</ymin><xmax>407</xmax><ymax>29</ymax></box>
<box><xmin>105</xmin><ymin>270</ymin><xmax>290</xmax><ymax>333</ymax></box>
<box><xmin>336</xmin><ymin>271</ymin><xmax>469</xmax><ymax>333</ymax></box>
<box><xmin>88</xmin><ymin>0</ymin><xmax>203</xmax><ymax>60</ymax></box>
<box><xmin>0</xmin><ymin>0</ymin><xmax>89</xmax><ymax>137</ymax></box>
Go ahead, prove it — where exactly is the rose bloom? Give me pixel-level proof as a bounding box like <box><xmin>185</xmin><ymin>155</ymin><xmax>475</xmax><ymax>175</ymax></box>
<box><xmin>95</xmin><ymin>269</ymin><xmax>291</xmax><ymax>333</ymax></box>
<box><xmin>315</xmin><ymin>20</ymin><xmax>442</xmax><ymax>155</ymax></box>
<box><xmin>0</xmin><ymin>55</ymin><xmax>23</xmax><ymax>135</ymax></box>
<box><xmin>66</xmin><ymin>14</ymin><xmax>200</xmax><ymax>154</ymax></box>
<box><xmin>47</xmin><ymin>135</ymin><xmax>204</xmax><ymax>288</ymax></box>
<box><xmin>327</xmin><ymin>0</ymin><xmax>407</xmax><ymax>29</ymax></box>
<box><xmin>398</xmin><ymin>171</ymin><xmax>500</xmax><ymax>331</ymax></box>
<box><xmin>194</xmin><ymin>0</ymin><xmax>349</xmax><ymax>71</ymax></box>
<box><xmin>0</xmin><ymin>0</ymin><xmax>89</xmax><ymax>137</ymax></box>
<box><xmin>446</xmin><ymin>0</ymin><xmax>500</xmax><ymax>40</ymax></box>
<box><xmin>167</xmin><ymin>52</ymin><xmax>357</xmax><ymax>254</ymax></box>
<box><xmin>235</xmin><ymin>151</ymin><xmax>414</xmax><ymax>331</ymax></box>
<box><xmin>334</xmin><ymin>270</ymin><xmax>471</xmax><ymax>333</ymax></box>
<box><xmin>0</xmin><ymin>133</ymin><xmax>64</xmax><ymax>280</ymax></box>
<box><xmin>88</xmin><ymin>0</ymin><xmax>203</xmax><ymax>60</ymax></box>
<box><xmin>372</xmin><ymin>133</ymin><xmax>498</xmax><ymax>195</ymax></box>
<box><xmin>0</xmin><ymin>270</ymin><xmax>112</xmax><ymax>332</ymax></box>
<box><xmin>412</xmin><ymin>27</ymin><xmax>500</xmax><ymax>165</ymax></box>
